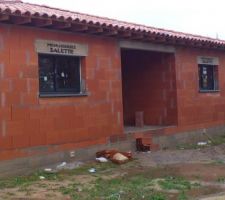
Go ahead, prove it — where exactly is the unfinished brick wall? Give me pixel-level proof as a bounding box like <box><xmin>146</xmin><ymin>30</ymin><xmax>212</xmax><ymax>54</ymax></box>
<box><xmin>0</xmin><ymin>24</ymin><xmax>124</xmax><ymax>160</ymax></box>
<box><xmin>175</xmin><ymin>47</ymin><xmax>225</xmax><ymax>127</ymax></box>
<box><xmin>121</xmin><ymin>50</ymin><xmax>178</xmax><ymax>126</ymax></box>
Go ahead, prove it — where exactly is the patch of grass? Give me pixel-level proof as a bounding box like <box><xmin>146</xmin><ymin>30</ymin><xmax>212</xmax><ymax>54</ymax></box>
<box><xmin>217</xmin><ymin>177</ymin><xmax>225</xmax><ymax>183</ymax></box>
<box><xmin>150</xmin><ymin>193</ymin><xmax>167</xmax><ymax>200</ymax></box>
<box><xmin>176</xmin><ymin>134</ymin><xmax>225</xmax><ymax>150</ymax></box>
<box><xmin>0</xmin><ymin>171</ymin><xmax>61</xmax><ymax>189</ymax></box>
<box><xmin>210</xmin><ymin>134</ymin><xmax>225</xmax><ymax>146</ymax></box>
<box><xmin>158</xmin><ymin>176</ymin><xmax>199</xmax><ymax>191</ymax></box>
<box><xmin>212</xmin><ymin>160</ymin><xmax>225</xmax><ymax>165</ymax></box>
<box><xmin>176</xmin><ymin>144</ymin><xmax>199</xmax><ymax>150</ymax></box>
<box><xmin>62</xmin><ymin>161</ymin><xmax>118</xmax><ymax>176</ymax></box>
<box><xmin>178</xmin><ymin>191</ymin><xmax>188</xmax><ymax>200</ymax></box>
<box><xmin>58</xmin><ymin>173</ymin><xmax>167</xmax><ymax>200</ymax></box>
<box><xmin>59</xmin><ymin>183</ymin><xmax>81</xmax><ymax>200</ymax></box>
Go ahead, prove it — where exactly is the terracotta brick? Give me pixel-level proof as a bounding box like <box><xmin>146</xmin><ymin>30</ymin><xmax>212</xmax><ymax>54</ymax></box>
<box><xmin>4</xmin><ymin>63</ymin><xmax>21</xmax><ymax>78</ymax></box>
<box><xmin>44</xmin><ymin>106</ymin><xmax>60</xmax><ymax>118</ymax></box>
<box><xmin>22</xmin><ymin>65</ymin><xmax>38</xmax><ymax>78</ymax></box>
<box><xmin>12</xmin><ymin>134</ymin><xmax>29</xmax><ymax>149</ymax></box>
<box><xmin>0</xmin><ymin>80</ymin><xmax>11</xmax><ymax>92</ymax></box>
<box><xmin>12</xmin><ymin>106</ymin><xmax>29</xmax><ymax>120</ymax></box>
<box><xmin>54</xmin><ymin>118</ymin><xmax>71</xmax><ymax>131</ymax></box>
<box><xmin>11</xmin><ymin>79</ymin><xmax>27</xmax><ymax>92</ymax></box>
<box><xmin>30</xmin><ymin>106</ymin><xmax>46</xmax><ymax>119</ymax></box>
<box><xmin>6</xmin><ymin>120</ymin><xmax>25</xmax><ymax>136</ymax></box>
<box><xmin>40</xmin><ymin>118</ymin><xmax>55</xmax><ymax>134</ymax></box>
<box><xmin>21</xmin><ymin>93</ymin><xmax>39</xmax><ymax>105</ymax></box>
<box><xmin>26</xmin><ymin>79</ymin><xmax>39</xmax><ymax>92</ymax></box>
<box><xmin>29</xmin><ymin>132</ymin><xmax>46</xmax><ymax>146</ymax></box>
<box><xmin>24</xmin><ymin>119</ymin><xmax>40</xmax><ymax>134</ymax></box>
<box><xmin>9</xmin><ymin>50</ymin><xmax>26</xmax><ymax>65</ymax></box>
<box><xmin>46</xmin><ymin>131</ymin><xmax>60</xmax><ymax>145</ymax></box>
<box><xmin>0</xmin><ymin>135</ymin><xmax>12</xmax><ymax>150</ymax></box>
<box><xmin>0</xmin><ymin>107</ymin><xmax>11</xmax><ymax>120</ymax></box>
<box><xmin>5</xmin><ymin>92</ymin><xmax>21</xmax><ymax>105</ymax></box>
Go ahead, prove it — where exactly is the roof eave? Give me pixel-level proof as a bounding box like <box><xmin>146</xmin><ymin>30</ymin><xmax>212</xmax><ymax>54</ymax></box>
<box><xmin>1</xmin><ymin>13</ymin><xmax>225</xmax><ymax>50</ymax></box>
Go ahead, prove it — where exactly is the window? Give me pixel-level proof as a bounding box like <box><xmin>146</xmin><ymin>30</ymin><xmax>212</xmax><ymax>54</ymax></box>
<box><xmin>198</xmin><ymin>64</ymin><xmax>218</xmax><ymax>91</ymax></box>
<box><xmin>39</xmin><ymin>54</ymin><xmax>83</xmax><ymax>97</ymax></box>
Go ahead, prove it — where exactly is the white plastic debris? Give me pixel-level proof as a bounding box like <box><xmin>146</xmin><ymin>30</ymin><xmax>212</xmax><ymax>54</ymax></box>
<box><xmin>96</xmin><ymin>157</ymin><xmax>108</xmax><ymax>163</ymax></box>
<box><xmin>39</xmin><ymin>176</ymin><xmax>45</xmax><ymax>180</ymax></box>
<box><xmin>44</xmin><ymin>168</ymin><xmax>52</xmax><ymax>172</ymax></box>
<box><xmin>63</xmin><ymin>161</ymin><xmax>83</xmax><ymax>170</ymax></box>
<box><xmin>88</xmin><ymin>168</ymin><xmax>96</xmax><ymax>173</ymax></box>
<box><xmin>197</xmin><ymin>142</ymin><xmax>207</xmax><ymax>146</ymax></box>
<box><xmin>56</xmin><ymin>162</ymin><xmax>67</xmax><ymax>170</ymax></box>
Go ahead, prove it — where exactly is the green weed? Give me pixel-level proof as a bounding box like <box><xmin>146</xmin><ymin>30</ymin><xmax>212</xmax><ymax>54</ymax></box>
<box><xmin>0</xmin><ymin>171</ymin><xmax>61</xmax><ymax>189</ymax></box>
<box><xmin>158</xmin><ymin>176</ymin><xmax>198</xmax><ymax>191</ymax></box>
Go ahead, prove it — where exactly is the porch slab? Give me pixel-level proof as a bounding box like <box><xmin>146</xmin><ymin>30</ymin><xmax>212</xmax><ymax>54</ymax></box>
<box><xmin>124</xmin><ymin>125</ymin><xmax>167</xmax><ymax>134</ymax></box>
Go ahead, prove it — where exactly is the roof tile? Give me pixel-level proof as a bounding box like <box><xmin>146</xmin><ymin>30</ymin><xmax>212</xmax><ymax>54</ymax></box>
<box><xmin>0</xmin><ymin>0</ymin><xmax>225</xmax><ymax>48</ymax></box>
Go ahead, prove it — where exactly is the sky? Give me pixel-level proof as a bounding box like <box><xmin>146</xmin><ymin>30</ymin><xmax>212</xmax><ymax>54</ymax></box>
<box><xmin>23</xmin><ymin>0</ymin><xmax>225</xmax><ymax>40</ymax></box>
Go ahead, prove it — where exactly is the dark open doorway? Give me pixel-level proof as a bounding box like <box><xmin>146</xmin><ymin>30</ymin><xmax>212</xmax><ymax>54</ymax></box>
<box><xmin>121</xmin><ymin>49</ymin><xmax>178</xmax><ymax>131</ymax></box>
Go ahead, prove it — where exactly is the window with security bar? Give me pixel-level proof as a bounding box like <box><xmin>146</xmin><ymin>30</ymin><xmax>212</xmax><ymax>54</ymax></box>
<box><xmin>39</xmin><ymin>54</ymin><xmax>82</xmax><ymax>97</ymax></box>
<box><xmin>198</xmin><ymin>64</ymin><xmax>219</xmax><ymax>92</ymax></box>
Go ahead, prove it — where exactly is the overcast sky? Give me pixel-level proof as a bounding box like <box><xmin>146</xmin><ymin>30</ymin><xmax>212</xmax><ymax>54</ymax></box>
<box><xmin>23</xmin><ymin>0</ymin><xmax>225</xmax><ymax>40</ymax></box>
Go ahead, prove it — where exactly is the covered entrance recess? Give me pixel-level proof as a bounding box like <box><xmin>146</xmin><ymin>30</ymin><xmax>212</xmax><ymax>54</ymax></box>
<box><xmin>120</xmin><ymin>41</ymin><xmax>178</xmax><ymax>133</ymax></box>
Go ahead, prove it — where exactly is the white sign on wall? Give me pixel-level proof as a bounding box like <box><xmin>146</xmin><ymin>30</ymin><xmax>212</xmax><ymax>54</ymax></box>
<box><xmin>197</xmin><ymin>56</ymin><xmax>219</xmax><ymax>65</ymax></box>
<box><xmin>35</xmin><ymin>39</ymin><xmax>88</xmax><ymax>56</ymax></box>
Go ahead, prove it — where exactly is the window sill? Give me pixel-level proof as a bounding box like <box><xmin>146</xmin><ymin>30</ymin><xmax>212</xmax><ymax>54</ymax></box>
<box><xmin>39</xmin><ymin>92</ymin><xmax>89</xmax><ymax>98</ymax></box>
<box><xmin>199</xmin><ymin>90</ymin><xmax>220</xmax><ymax>93</ymax></box>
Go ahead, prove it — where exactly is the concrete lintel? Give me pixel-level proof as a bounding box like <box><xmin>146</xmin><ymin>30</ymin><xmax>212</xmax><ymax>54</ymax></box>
<box><xmin>119</xmin><ymin>40</ymin><xmax>175</xmax><ymax>53</ymax></box>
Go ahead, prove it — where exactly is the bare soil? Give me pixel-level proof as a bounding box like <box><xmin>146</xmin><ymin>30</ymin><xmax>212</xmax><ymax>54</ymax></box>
<box><xmin>2</xmin><ymin>144</ymin><xmax>225</xmax><ymax>199</ymax></box>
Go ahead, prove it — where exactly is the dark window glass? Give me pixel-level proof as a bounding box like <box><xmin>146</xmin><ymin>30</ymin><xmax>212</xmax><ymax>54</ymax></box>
<box><xmin>198</xmin><ymin>64</ymin><xmax>218</xmax><ymax>91</ymax></box>
<box><xmin>39</xmin><ymin>54</ymin><xmax>81</xmax><ymax>95</ymax></box>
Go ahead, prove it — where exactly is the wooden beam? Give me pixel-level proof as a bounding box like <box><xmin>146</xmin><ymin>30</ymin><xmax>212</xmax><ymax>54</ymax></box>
<box><xmin>52</xmin><ymin>21</ymin><xmax>71</xmax><ymax>29</ymax></box>
<box><xmin>31</xmin><ymin>18</ymin><xmax>52</xmax><ymax>27</ymax></box>
<box><xmin>104</xmin><ymin>29</ymin><xmax>118</xmax><ymax>36</ymax></box>
<box><xmin>88</xmin><ymin>27</ymin><xmax>103</xmax><ymax>34</ymax></box>
<box><xmin>0</xmin><ymin>14</ymin><xmax>9</xmax><ymax>22</ymax></box>
<box><xmin>118</xmin><ymin>31</ymin><xmax>132</xmax><ymax>38</ymax></box>
<box><xmin>71</xmin><ymin>24</ymin><xmax>88</xmax><ymax>32</ymax></box>
<box><xmin>10</xmin><ymin>16</ymin><xmax>31</xmax><ymax>25</ymax></box>
<box><xmin>144</xmin><ymin>34</ymin><xmax>157</xmax><ymax>41</ymax></box>
<box><xmin>131</xmin><ymin>33</ymin><xmax>144</xmax><ymax>40</ymax></box>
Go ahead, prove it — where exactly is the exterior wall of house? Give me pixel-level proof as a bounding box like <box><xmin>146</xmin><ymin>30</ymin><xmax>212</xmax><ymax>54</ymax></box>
<box><xmin>0</xmin><ymin>24</ymin><xmax>124</xmax><ymax>161</ymax></box>
<box><xmin>121</xmin><ymin>50</ymin><xmax>178</xmax><ymax>126</ymax></box>
<box><xmin>2</xmin><ymin>23</ymin><xmax>225</xmax><ymax>163</ymax></box>
<box><xmin>175</xmin><ymin>46</ymin><xmax>225</xmax><ymax>129</ymax></box>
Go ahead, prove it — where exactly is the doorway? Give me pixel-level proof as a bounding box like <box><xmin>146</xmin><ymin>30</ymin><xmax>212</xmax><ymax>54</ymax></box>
<box><xmin>121</xmin><ymin>49</ymin><xmax>178</xmax><ymax>131</ymax></box>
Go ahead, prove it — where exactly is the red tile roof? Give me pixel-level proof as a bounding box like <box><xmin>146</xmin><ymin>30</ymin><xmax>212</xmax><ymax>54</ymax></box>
<box><xmin>0</xmin><ymin>0</ymin><xmax>225</xmax><ymax>49</ymax></box>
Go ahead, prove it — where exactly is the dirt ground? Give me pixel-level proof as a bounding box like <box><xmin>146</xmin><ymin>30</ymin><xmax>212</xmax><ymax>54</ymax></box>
<box><xmin>2</xmin><ymin>144</ymin><xmax>225</xmax><ymax>199</ymax></box>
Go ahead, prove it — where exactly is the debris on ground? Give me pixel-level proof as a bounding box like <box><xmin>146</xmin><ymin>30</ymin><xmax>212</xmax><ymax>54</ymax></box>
<box><xmin>111</xmin><ymin>153</ymin><xmax>129</xmax><ymax>164</ymax></box>
<box><xmin>56</xmin><ymin>162</ymin><xmax>67</xmax><ymax>170</ymax></box>
<box><xmin>96</xmin><ymin>157</ymin><xmax>108</xmax><ymax>163</ymax></box>
<box><xmin>136</xmin><ymin>138</ymin><xmax>151</xmax><ymax>152</ymax></box>
<box><xmin>88</xmin><ymin>168</ymin><xmax>96</xmax><ymax>173</ymax></box>
<box><xmin>197</xmin><ymin>141</ymin><xmax>208</xmax><ymax>146</ymax></box>
<box><xmin>44</xmin><ymin>168</ymin><xmax>53</xmax><ymax>173</ymax></box>
<box><xmin>39</xmin><ymin>176</ymin><xmax>45</xmax><ymax>180</ymax></box>
<box><xmin>61</xmin><ymin>161</ymin><xmax>84</xmax><ymax>170</ymax></box>
<box><xmin>96</xmin><ymin>150</ymin><xmax>132</xmax><ymax>164</ymax></box>
<box><xmin>44</xmin><ymin>161</ymin><xmax>84</xmax><ymax>173</ymax></box>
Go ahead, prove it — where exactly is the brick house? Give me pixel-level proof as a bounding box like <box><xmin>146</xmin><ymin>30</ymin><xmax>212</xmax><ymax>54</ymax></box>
<box><xmin>1</xmin><ymin>0</ymin><xmax>225</xmax><ymax>175</ymax></box>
